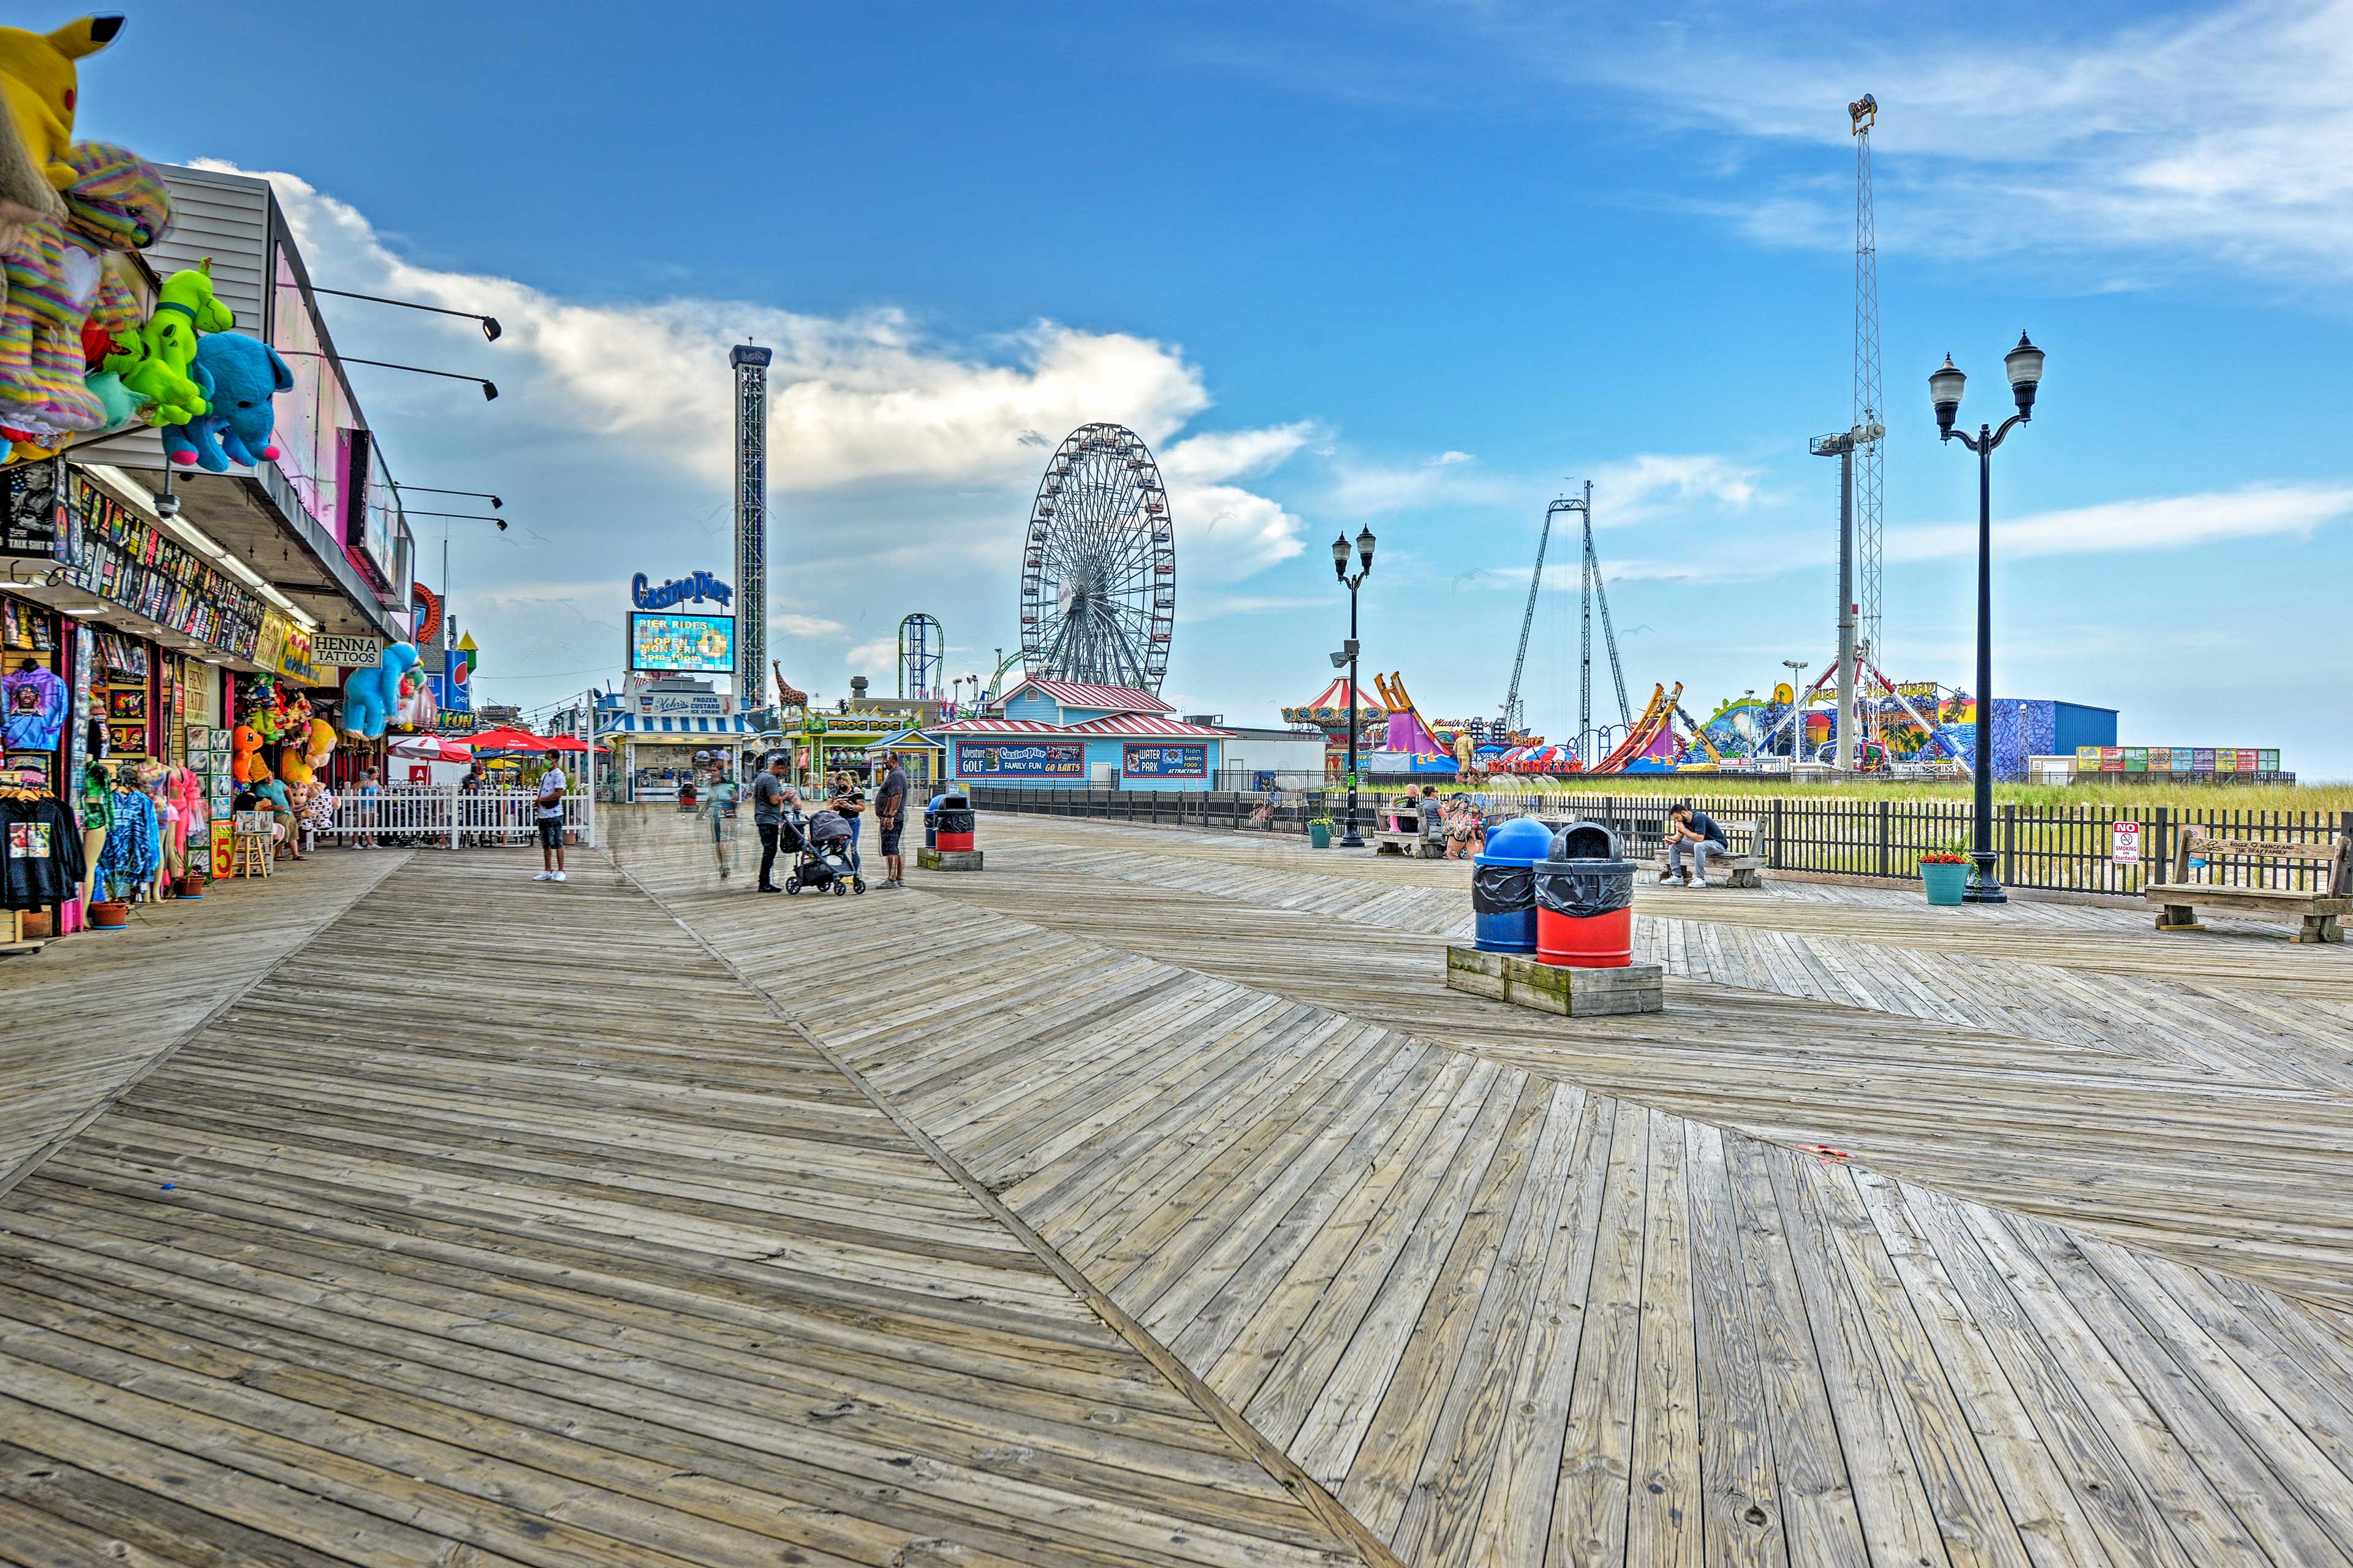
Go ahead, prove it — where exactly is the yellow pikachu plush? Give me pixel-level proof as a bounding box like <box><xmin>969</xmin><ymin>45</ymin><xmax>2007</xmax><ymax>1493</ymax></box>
<box><xmin>0</xmin><ymin>16</ymin><xmax>123</xmax><ymax>191</ymax></box>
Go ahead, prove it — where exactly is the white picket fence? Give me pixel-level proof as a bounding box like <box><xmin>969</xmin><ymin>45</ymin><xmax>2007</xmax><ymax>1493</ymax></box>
<box><xmin>320</xmin><ymin>787</ymin><xmax>596</xmax><ymax>849</ymax></box>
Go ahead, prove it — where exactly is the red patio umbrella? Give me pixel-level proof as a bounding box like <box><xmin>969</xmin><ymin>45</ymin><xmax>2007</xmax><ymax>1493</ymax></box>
<box><xmin>466</xmin><ymin>727</ymin><xmax>554</xmax><ymax>751</ymax></box>
<box><xmin>537</xmin><ymin>735</ymin><xmax>599</xmax><ymax>753</ymax></box>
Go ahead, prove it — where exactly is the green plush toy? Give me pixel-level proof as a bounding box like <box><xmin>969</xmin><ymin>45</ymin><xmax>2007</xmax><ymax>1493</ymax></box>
<box><xmin>113</xmin><ymin>260</ymin><xmax>230</xmax><ymax>429</ymax></box>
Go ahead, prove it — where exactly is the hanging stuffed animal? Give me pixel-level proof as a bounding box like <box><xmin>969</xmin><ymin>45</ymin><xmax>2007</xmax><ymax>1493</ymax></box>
<box><xmin>230</xmin><ymin>722</ymin><xmax>271</xmax><ymax>785</ymax></box>
<box><xmin>340</xmin><ymin>642</ymin><xmax>417</xmax><ymax>740</ymax></box>
<box><xmin>0</xmin><ymin>140</ymin><xmax>170</xmax><ymax>446</ymax></box>
<box><xmin>279</xmin><ymin>714</ymin><xmax>335</xmax><ymax>785</ymax></box>
<box><xmin>162</xmin><ymin>331</ymin><xmax>290</xmax><ymax>470</ymax></box>
<box><xmin>112</xmin><ymin>261</ymin><xmax>229</xmax><ymax>430</ymax></box>
<box><xmin>0</xmin><ymin>18</ymin><xmax>121</xmax><ymax>195</ymax></box>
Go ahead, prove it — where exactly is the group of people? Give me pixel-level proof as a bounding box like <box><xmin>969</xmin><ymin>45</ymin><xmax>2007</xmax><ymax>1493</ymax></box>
<box><xmin>1389</xmin><ymin>786</ymin><xmax>1490</xmax><ymax>858</ymax></box>
<box><xmin>229</xmin><ymin>771</ymin><xmax>353</xmax><ymax>861</ymax></box>
<box><xmin>743</xmin><ymin>752</ymin><xmax>912</xmax><ymax>893</ymax></box>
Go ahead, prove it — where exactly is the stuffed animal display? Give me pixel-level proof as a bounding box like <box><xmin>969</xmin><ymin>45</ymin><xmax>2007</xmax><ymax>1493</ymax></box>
<box><xmin>113</xmin><ymin>260</ymin><xmax>227</xmax><ymax>428</ymax></box>
<box><xmin>0</xmin><ymin>23</ymin><xmax>262</xmax><ymax>461</ymax></box>
<box><xmin>277</xmin><ymin>714</ymin><xmax>335</xmax><ymax>786</ymax></box>
<box><xmin>230</xmin><ymin>722</ymin><xmax>271</xmax><ymax>785</ymax></box>
<box><xmin>0</xmin><ymin>17</ymin><xmax>121</xmax><ymax>197</ymax></box>
<box><xmin>0</xmin><ymin>138</ymin><xmax>172</xmax><ymax>444</ymax></box>
<box><xmin>340</xmin><ymin>643</ymin><xmax>419</xmax><ymax>740</ymax></box>
<box><xmin>163</xmin><ymin>330</ymin><xmax>291</xmax><ymax>470</ymax></box>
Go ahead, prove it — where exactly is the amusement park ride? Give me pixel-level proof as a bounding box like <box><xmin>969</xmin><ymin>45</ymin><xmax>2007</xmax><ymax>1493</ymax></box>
<box><xmin>983</xmin><ymin>100</ymin><xmax>1984</xmax><ymax>779</ymax></box>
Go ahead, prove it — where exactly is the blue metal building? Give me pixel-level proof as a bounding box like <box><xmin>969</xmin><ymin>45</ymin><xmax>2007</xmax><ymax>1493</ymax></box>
<box><xmin>936</xmin><ymin>679</ymin><xmax>1231</xmax><ymax>791</ymax></box>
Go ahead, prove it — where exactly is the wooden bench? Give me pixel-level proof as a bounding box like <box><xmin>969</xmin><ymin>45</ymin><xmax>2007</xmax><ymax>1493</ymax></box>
<box><xmin>1646</xmin><ymin>818</ymin><xmax>1770</xmax><ymax>889</ymax></box>
<box><xmin>1372</xmin><ymin>802</ymin><xmax>1446</xmax><ymax>858</ymax></box>
<box><xmin>2147</xmin><ymin>829</ymin><xmax>2347</xmax><ymax>943</ymax></box>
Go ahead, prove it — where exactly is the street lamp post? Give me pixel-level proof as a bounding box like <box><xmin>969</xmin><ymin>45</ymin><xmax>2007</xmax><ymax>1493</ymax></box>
<box><xmin>1779</xmin><ymin>659</ymin><xmax>1807</xmax><ymax>760</ymax></box>
<box><xmin>1331</xmin><ymin>526</ymin><xmax>1376</xmax><ymax>847</ymax></box>
<box><xmin>1931</xmin><ymin>332</ymin><xmax>2045</xmax><ymax>905</ymax></box>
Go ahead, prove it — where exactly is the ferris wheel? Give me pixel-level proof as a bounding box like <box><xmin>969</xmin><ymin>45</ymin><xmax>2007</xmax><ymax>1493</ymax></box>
<box><xmin>1018</xmin><ymin>422</ymin><xmax>1175</xmax><ymax>692</ymax></box>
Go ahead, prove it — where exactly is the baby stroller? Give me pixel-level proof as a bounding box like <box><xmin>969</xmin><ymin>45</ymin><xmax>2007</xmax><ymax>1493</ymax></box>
<box><xmin>783</xmin><ymin>806</ymin><xmax>866</xmax><ymax>896</ymax></box>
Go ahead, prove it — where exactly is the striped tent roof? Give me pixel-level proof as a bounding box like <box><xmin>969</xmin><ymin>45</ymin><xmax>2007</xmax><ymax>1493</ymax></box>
<box><xmin>597</xmin><ymin>713</ymin><xmax>778</xmax><ymax>736</ymax></box>
<box><xmin>996</xmin><ymin>678</ymin><xmax>1174</xmax><ymax>715</ymax></box>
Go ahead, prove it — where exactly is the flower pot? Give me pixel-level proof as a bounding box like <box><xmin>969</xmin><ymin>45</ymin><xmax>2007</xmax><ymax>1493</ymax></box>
<box><xmin>88</xmin><ymin>900</ymin><xmax>131</xmax><ymax>930</ymax></box>
<box><xmin>1309</xmin><ymin>825</ymin><xmax>1332</xmax><ymax>849</ymax></box>
<box><xmin>1920</xmin><ymin>862</ymin><xmax>1969</xmax><ymax>906</ymax></box>
<box><xmin>175</xmin><ymin>874</ymin><xmax>207</xmax><ymax>898</ymax></box>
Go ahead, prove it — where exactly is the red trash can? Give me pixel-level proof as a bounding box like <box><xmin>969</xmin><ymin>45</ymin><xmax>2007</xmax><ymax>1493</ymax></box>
<box><xmin>935</xmin><ymin>792</ymin><xmax>975</xmax><ymax>853</ymax></box>
<box><xmin>1534</xmin><ymin>822</ymin><xmax>1636</xmax><ymax>969</ymax></box>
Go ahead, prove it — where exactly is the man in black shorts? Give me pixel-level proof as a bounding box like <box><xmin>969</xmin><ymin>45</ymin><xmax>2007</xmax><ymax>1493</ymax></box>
<box><xmin>532</xmin><ymin>764</ymin><xmax>567</xmax><ymax>882</ymax></box>
<box><xmin>751</xmin><ymin>754</ymin><xmax>790</xmax><ymax>892</ymax></box>
<box><xmin>874</xmin><ymin>751</ymin><xmax>909</xmax><ymax>887</ymax></box>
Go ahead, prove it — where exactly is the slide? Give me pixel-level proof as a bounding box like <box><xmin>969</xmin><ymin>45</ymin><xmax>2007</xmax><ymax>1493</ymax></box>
<box><xmin>1373</xmin><ymin>672</ymin><xmax>1452</xmax><ymax>760</ymax></box>
<box><xmin>1584</xmin><ymin>683</ymin><xmax>1678</xmax><ymax>773</ymax></box>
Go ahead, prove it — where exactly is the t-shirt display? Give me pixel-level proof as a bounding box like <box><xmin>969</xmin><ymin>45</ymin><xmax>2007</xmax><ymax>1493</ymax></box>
<box><xmin>4</xmin><ymin>662</ymin><xmax>66</xmax><ymax>750</ymax></box>
<box><xmin>1</xmin><ymin>788</ymin><xmax>85</xmax><ymax>912</ymax></box>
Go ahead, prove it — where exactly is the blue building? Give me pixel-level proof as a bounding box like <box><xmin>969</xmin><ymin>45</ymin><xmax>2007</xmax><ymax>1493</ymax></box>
<box><xmin>936</xmin><ymin>679</ymin><xmax>1232</xmax><ymax>791</ymax></box>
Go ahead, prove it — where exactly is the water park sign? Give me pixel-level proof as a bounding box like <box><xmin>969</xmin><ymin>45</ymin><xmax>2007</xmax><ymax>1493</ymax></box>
<box><xmin>957</xmin><ymin>740</ymin><xmax>1083</xmax><ymax>778</ymax></box>
<box><xmin>632</xmin><ymin>570</ymin><xmax>733</xmax><ymax>612</ymax></box>
<box><xmin>1123</xmin><ymin>743</ymin><xmax>1207</xmax><ymax>778</ymax></box>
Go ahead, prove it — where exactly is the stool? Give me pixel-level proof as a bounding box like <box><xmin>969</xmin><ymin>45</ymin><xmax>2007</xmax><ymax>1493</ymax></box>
<box><xmin>232</xmin><ymin>812</ymin><xmax>274</xmax><ymax>878</ymax></box>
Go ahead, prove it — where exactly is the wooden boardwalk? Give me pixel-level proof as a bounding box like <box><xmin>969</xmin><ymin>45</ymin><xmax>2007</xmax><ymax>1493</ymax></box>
<box><xmin>927</xmin><ymin>817</ymin><xmax>2353</xmax><ymax>1312</ymax></box>
<box><xmin>2</xmin><ymin>807</ymin><xmax>2350</xmax><ymax>1566</ymax></box>
<box><xmin>0</xmin><ymin>848</ymin><xmax>1362</xmax><ymax>1568</ymax></box>
<box><xmin>615</xmin><ymin>807</ymin><xmax>2353</xmax><ymax>1567</ymax></box>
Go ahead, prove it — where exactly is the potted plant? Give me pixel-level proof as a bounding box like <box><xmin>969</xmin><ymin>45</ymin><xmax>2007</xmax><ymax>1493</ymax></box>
<box><xmin>1919</xmin><ymin>849</ymin><xmax>1971</xmax><ymax>906</ymax></box>
<box><xmin>1307</xmin><ymin>815</ymin><xmax>1335</xmax><ymax>849</ymax></box>
<box><xmin>176</xmin><ymin>867</ymin><xmax>207</xmax><ymax>899</ymax></box>
<box><xmin>88</xmin><ymin>871</ymin><xmax>131</xmax><ymax>930</ymax></box>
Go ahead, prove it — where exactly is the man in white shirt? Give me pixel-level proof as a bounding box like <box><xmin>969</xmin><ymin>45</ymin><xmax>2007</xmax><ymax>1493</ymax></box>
<box><xmin>533</xmin><ymin>765</ymin><xmax>568</xmax><ymax>882</ymax></box>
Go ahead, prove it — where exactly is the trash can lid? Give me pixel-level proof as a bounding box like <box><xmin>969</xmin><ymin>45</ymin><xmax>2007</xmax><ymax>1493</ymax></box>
<box><xmin>942</xmin><ymin>792</ymin><xmax>971</xmax><ymax>808</ymax></box>
<box><xmin>1550</xmin><ymin>821</ymin><xmax>1620</xmax><ymax>861</ymax></box>
<box><xmin>1474</xmin><ymin>817</ymin><xmax>1555</xmax><ymax>866</ymax></box>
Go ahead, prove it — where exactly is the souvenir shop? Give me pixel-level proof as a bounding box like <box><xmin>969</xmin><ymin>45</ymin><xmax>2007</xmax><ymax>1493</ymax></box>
<box><xmin>2</xmin><ymin>463</ymin><xmax>278</xmax><ymax>946</ymax></box>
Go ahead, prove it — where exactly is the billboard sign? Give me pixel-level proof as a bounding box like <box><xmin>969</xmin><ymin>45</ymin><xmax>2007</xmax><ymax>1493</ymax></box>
<box><xmin>629</xmin><ymin>612</ymin><xmax>734</xmax><ymax>673</ymax></box>
<box><xmin>955</xmin><ymin>740</ymin><xmax>1083</xmax><ymax>778</ymax></box>
<box><xmin>632</xmin><ymin>570</ymin><xmax>733</xmax><ymax>611</ymax></box>
<box><xmin>1123</xmin><ymin>743</ymin><xmax>1208</xmax><ymax>778</ymax></box>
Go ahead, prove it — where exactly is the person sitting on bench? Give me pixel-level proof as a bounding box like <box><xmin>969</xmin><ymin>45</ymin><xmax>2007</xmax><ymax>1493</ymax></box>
<box><xmin>1661</xmin><ymin>802</ymin><xmax>1729</xmax><ymax>886</ymax></box>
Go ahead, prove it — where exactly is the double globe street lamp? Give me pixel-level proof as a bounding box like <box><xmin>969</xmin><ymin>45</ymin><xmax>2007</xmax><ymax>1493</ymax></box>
<box><xmin>1931</xmin><ymin>331</ymin><xmax>2045</xmax><ymax>904</ymax></box>
<box><xmin>1331</xmin><ymin>526</ymin><xmax>1377</xmax><ymax>847</ymax></box>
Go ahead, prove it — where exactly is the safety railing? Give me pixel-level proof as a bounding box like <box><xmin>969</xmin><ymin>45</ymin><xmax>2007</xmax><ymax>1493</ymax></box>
<box><xmin>319</xmin><ymin>787</ymin><xmax>595</xmax><ymax>849</ymax></box>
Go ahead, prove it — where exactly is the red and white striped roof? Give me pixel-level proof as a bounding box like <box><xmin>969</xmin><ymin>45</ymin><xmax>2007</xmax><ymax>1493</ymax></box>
<box><xmin>1297</xmin><ymin>677</ymin><xmax>1381</xmax><ymax>711</ymax></box>
<box><xmin>997</xmin><ymin>677</ymin><xmax>1175</xmax><ymax>715</ymax></box>
<box><xmin>934</xmin><ymin>714</ymin><xmax>1232</xmax><ymax>740</ymax></box>
<box><xmin>1067</xmin><ymin>714</ymin><xmax>1232</xmax><ymax>738</ymax></box>
<box><xmin>932</xmin><ymin>718</ymin><xmax>1069</xmax><ymax>735</ymax></box>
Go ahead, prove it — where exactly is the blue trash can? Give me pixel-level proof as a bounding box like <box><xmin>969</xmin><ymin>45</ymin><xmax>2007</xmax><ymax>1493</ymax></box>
<box><xmin>1471</xmin><ymin>816</ymin><xmax>1555</xmax><ymax>953</ymax></box>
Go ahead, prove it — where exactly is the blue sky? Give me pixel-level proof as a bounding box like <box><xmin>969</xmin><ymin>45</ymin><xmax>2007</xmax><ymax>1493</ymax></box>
<box><xmin>91</xmin><ymin>1</ymin><xmax>2353</xmax><ymax>774</ymax></box>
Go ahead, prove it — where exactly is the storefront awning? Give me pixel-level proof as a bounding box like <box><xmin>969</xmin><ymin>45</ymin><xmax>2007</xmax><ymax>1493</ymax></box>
<box><xmin>599</xmin><ymin>714</ymin><xmax>778</xmax><ymax>737</ymax></box>
<box><xmin>865</xmin><ymin>727</ymin><xmax>944</xmax><ymax>751</ymax></box>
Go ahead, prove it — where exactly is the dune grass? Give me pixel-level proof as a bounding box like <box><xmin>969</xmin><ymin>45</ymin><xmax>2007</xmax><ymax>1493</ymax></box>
<box><xmin>1459</xmin><ymin>775</ymin><xmax>2352</xmax><ymax>813</ymax></box>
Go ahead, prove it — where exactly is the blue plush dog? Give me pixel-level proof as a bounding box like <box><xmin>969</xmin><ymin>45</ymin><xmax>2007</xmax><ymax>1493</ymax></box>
<box><xmin>162</xmin><ymin>331</ymin><xmax>294</xmax><ymax>472</ymax></box>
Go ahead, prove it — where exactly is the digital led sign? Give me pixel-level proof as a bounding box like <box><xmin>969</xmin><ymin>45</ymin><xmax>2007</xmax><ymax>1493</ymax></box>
<box><xmin>629</xmin><ymin>612</ymin><xmax>735</xmax><ymax>673</ymax></box>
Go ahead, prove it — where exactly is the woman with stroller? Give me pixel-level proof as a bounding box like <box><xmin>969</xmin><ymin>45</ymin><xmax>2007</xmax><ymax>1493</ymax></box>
<box><xmin>829</xmin><ymin>771</ymin><xmax>868</xmax><ymax>871</ymax></box>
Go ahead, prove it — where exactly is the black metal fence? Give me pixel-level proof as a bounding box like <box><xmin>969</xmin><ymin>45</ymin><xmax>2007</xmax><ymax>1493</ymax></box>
<box><xmin>965</xmin><ymin>784</ymin><xmax>2353</xmax><ymax>898</ymax></box>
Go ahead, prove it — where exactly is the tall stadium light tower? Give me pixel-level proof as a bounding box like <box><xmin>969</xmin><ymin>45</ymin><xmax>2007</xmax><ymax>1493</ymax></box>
<box><xmin>1849</xmin><ymin>93</ymin><xmax>1885</xmax><ymax>670</ymax></box>
<box><xmin>729</xmin><ymin>344</ymin><xmax>772</xmax><ymax>714</ymax></box>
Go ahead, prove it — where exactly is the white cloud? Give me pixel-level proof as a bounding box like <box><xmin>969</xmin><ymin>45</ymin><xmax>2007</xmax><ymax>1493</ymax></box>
<box><xmin>844</xmin><ymin>637</ymin><xmax>899</xmax><ymax>678</ymax></box>
<box><xmin>1325</xmin><ymin>447</ymin><xmax>1514</xmax><ymax>516</ymax></box>
<box><xmin>1593</xmin><ymin>453</ymin><xmax>1762</xmax><ymax>522</ymax></box>
<box><xmin>771</xmin><ymin>612</ymin><xmax>850</xmax><ymax>639</ymax></box>
<box><xmin>214</xmin><ymin>161</ymin><xmax>1326</xmax><ymax>695</ymax></box>
<box><xmin>1159</xmin><ymin>421</ymin><xmax>1320</xmax><ymax>483</ymax></box>
<box><xmin>1544</xmin><ymin>0</ymin><xmax>2353</xmax><ymax>280</ymax></box>
<box><xmin>1890</xmin><ymin>483</ymin><xmax>2353</xmax><ymax>562</ymax></box>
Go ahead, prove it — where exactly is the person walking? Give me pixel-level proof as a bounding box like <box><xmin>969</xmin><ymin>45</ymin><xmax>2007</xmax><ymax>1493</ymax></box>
<box><xmin>353</xmin><ymin>767</ymin><xmax>382</xmax><ymax>849</ymax></box>
<box><xmin>874</xmin><ymin>751</ymin><xmax>909</xmax><ymax>888</ymax></box>
<box><xmin>707</xmin><ymin>771</ymin><xmax>740</xmax><ymax>879</ymax></box>
<box><xmin>751</xmin><ymin>754</ymin><xmax>790</xmax><ymax>893</ymax></box>
<box><xmin>532</xmin><ymin>762</ymin><xmax>569</xmax><ymax>882</ymax></box>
